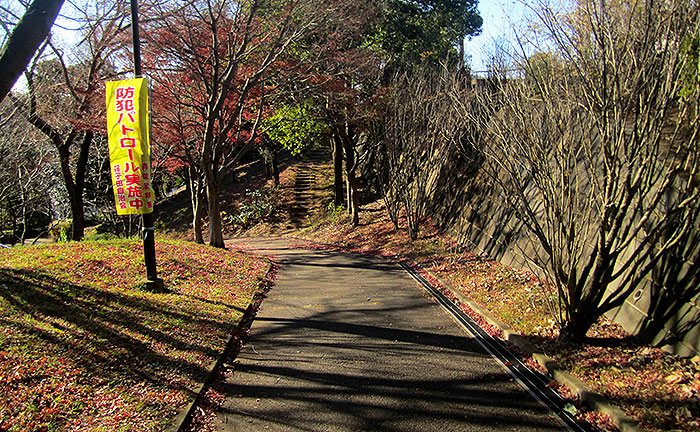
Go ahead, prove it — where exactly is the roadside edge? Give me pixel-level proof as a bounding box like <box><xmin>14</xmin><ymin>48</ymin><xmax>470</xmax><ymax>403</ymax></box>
<box><xmin>423</xmin><ymin>268</ymin><xmax>641</xmax><ymax>432</ymax></box>
<box><xmin>166</xmin><ymin>260</ymin><xmax>275</xmax><ymax>432</ymax></box>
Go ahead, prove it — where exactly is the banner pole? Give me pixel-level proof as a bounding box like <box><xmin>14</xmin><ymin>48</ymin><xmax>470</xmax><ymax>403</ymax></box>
<box><xmin>130</xmin><ymin>0</ymin><xmax>162</xmax><ymax>291</ymax></box>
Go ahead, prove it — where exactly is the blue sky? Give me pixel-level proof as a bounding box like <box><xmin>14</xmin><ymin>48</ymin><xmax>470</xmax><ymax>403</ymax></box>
<box><xmin>465</xmin><ymin>0</ymin><xmax>529</xmax><ymax>73</ymax></box>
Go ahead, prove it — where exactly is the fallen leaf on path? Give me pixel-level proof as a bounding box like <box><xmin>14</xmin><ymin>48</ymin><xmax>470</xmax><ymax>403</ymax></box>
<box><xmin>665</xmin><ymin>372</ymin><xmax>686</xmax><ymax>384</ymax></box>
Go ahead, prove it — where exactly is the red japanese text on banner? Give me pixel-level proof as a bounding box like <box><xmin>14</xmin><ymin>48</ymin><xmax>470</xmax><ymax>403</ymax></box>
<box><xmin>105</xmin><ymin>77</ymin><xmax>154</xmax><ymax>215</ymax></box>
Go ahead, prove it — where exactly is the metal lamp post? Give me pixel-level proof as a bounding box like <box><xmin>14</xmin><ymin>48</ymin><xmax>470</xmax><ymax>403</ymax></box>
<box><xmin>130</xmin><ymin>0</ymin><xmax>163</xmax><ymax>291</ymax></box>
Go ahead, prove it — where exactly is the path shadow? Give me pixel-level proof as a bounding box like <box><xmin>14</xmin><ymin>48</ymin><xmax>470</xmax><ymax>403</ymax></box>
<box><xmin>213</xmin><ymin>241</ymin><xmax>570</xmax><ymax>431</ymax></box>
<box><xmin>220</xmin><ymin>308</ymin><xmax>565</xmax><ymax>432</ymax></box>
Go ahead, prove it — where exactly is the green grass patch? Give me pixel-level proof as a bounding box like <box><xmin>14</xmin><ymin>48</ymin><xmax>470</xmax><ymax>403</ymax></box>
<box><xmin>0</xmin><ymin>239</ymin><xmax>269</xmax><ymax>431</ymax></box>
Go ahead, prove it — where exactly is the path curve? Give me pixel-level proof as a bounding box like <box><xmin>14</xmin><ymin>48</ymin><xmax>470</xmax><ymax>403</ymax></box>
<box><xmin>213</xmin><ymin>237</ymin><xmax>568</xmax><ymax>432</ymax></box>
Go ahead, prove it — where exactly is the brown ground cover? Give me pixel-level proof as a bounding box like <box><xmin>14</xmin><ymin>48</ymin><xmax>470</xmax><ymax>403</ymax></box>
<box><xmin>0</xmin><ymin>239</ymin><xmax>271</xmax><ymax>431</ymax></box>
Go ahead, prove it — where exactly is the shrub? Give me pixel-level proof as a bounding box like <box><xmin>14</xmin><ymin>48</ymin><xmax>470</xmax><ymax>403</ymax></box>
<box><xmin>225</xmin><ymin>187</ymin><xmax>279</xmax><ymax>228</ymax></box>
<box><xmin>326</xmin><ymin>202</ymin><xmax>346</xmax><ymax>225</ymax></box>
<box><xmin>48</xmin><ymin>220</ymin><xmax>71</xmax><ymax>243</ymax></box>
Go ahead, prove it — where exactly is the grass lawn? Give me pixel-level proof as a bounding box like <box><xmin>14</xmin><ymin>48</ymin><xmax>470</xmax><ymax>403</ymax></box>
<box><xmin>0</xmin><ymin>239</ymin><xmax>270</xmax><ymax>431</ymax></box>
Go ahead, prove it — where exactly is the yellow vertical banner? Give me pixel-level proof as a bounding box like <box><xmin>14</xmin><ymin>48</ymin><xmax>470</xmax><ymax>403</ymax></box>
<box><xmin>105</xmin><ymin>77</ymin><xmax>154</xmax><ymax>215</ymax></box>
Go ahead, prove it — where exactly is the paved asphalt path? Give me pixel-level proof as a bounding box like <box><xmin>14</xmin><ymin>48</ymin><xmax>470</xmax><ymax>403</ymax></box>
<box><xmin>213</xmin><ymin>238</ymin><xmax>566</xmax><ymax>432</ymax></box>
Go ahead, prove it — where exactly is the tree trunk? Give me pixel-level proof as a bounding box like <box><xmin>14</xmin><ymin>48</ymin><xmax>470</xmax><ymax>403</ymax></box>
<box><xmin>0</xmin><ymin>0</ymin><xmax>65</xmax><ymax>103</ymax></box>
<box><xmin>9</xmin><ymin>208</ymin><xmax>17</xmax><ymax>244</ymax></box>
<box><xmin>262</xmin><ymin>144</ymin><xmax>273</xmax><ymax>180</ymax></box>
<box><xmin>71</xmin><ymin>130</ymin><xmax>92</xmax><ymax>241</ymax></box>
<box><xmin>458</xmin><ymin>38</ymin><xmax>465</xmax><ymax>72</ymax></box>
<box><xmin>271</xmin><ymin>149</ymin><xmax>279</xmax><ymax>186</ymax></box>
<box><xmin>193</xmin><ymin>206</ymin><xmax>205</xmax><ymax>244</ymax></box>
<box><xmin>69</xmin><ymin>190</ymin><xmax>85</xmax><ymax>241</ymax></box>
<box><xmin>261</xmin><ymin>141</ymin><xmax>279</xmax><ymax>185</ymax></box>
<box><xmin>56</xmin><ymin>142</ymin><xmax>85</xmax><ymax>241</ymax></box>
<box><xmin>74</xmin><ymin>131</ymin><xmax>92</xmax><ymax>204</ymax></box>
<box><xmin>332</xmin><ymin>134</ymin><xmax>344</xmax><ymax>206</ymax></box>
<box><xmin>201</xmin><ymin>113</ymin><xmax>225</xmax><ymax>248</ymax></box>
<box><xmin>347</xmin><ymin>173</ymin><xmax>359</xmax><ymax>226</ymax></box>
<box><xmin>206</xmin><ymin>173</ymin><xmax>225</xmax><ymax>248</ymax></box>
<box><xmin>340</xmin><ymin>124</ymin><xmax>359</xmax><ymax>226</ymax></box>
<box><xmin>264</xmin><ymin>158</ymin><xmax>272</xmax><ymax>180</ymax></box>
<box><xmin>17</xmin><ymin>167</ymin><xmax>27</xmax><ymax>245</ymax></box>
<box><xmin>381</xmin><ymin>184</ymin><xmax>400</xmax><ymax>231</ymax></box>
<box><xmin>404</xmin><ymin>194</ymin><xmax>418</xmax><ymax>241</ymax></box>
<box><xmin>19</xmin><ymin>191</ymin><xmax>27</xmax><ymax>245</ymax></box>
<box><xmin>188</xmin><ymin>166</ymin><xmax>206</xmax><ymax>244</ymax></box>
<box><xmin>559</xmin><ymin>317</ymin><xmax>591</xmax><ymax>343</ymax></box>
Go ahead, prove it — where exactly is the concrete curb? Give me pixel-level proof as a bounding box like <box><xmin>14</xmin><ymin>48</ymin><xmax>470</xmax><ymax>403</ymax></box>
<box><xmin>423</xmin><ymin>269</ymin><xmax>641</xmax><ymax>432</ymax></box>
<box><xmin>167</xmin><ymin>263</ymin><xmax>274</xmax><ymax>432</ymax></box>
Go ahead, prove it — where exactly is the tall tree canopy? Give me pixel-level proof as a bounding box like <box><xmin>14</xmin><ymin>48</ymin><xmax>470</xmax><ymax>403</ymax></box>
<box><xmin>368</xmin><ymin>0</ymin><xmax>482</xmax><ymax>73</ymax></box>
<box><xmin>145</xmin><ymin>0</ymin><xmax>330</xmax><ymax>247</ymax></box>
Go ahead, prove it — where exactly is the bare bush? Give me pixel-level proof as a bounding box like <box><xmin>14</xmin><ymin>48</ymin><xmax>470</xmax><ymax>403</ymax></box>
<box><xmin>454</xmin><ymin>0</ymin><xmax>700</xmax><ymax>341</ymax></box>
<box><xmin>380</xmin><ymin>64</ymin><xmax>464</xmax><ymax>240</ymax></box>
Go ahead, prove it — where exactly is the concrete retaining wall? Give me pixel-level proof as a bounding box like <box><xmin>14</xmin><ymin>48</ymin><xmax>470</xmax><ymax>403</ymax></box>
<box><xmin>423</xmin><ymin>149</ymin><xmax>700</xmax><ymax>357</ymax></box>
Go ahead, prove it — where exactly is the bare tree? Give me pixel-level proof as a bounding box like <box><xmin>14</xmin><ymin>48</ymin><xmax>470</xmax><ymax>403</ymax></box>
<box><xmin>9</xmin><ymin>0</ymin><xmax>133</xmax><ymax>240</ymax></box>
<box><xmin>0</xmin><ymin>102</ymin><xmax>55</xmax><ymax>244</ymax></box>
<box><xmin>455</xmin><ymin>0</ymin><xmax>700</xmax><ymax>341</ymax></box>
<box><xmin>381</xmin><ymin>64</ymin><xmax>463</xmax><ymax>240</ymax></box>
